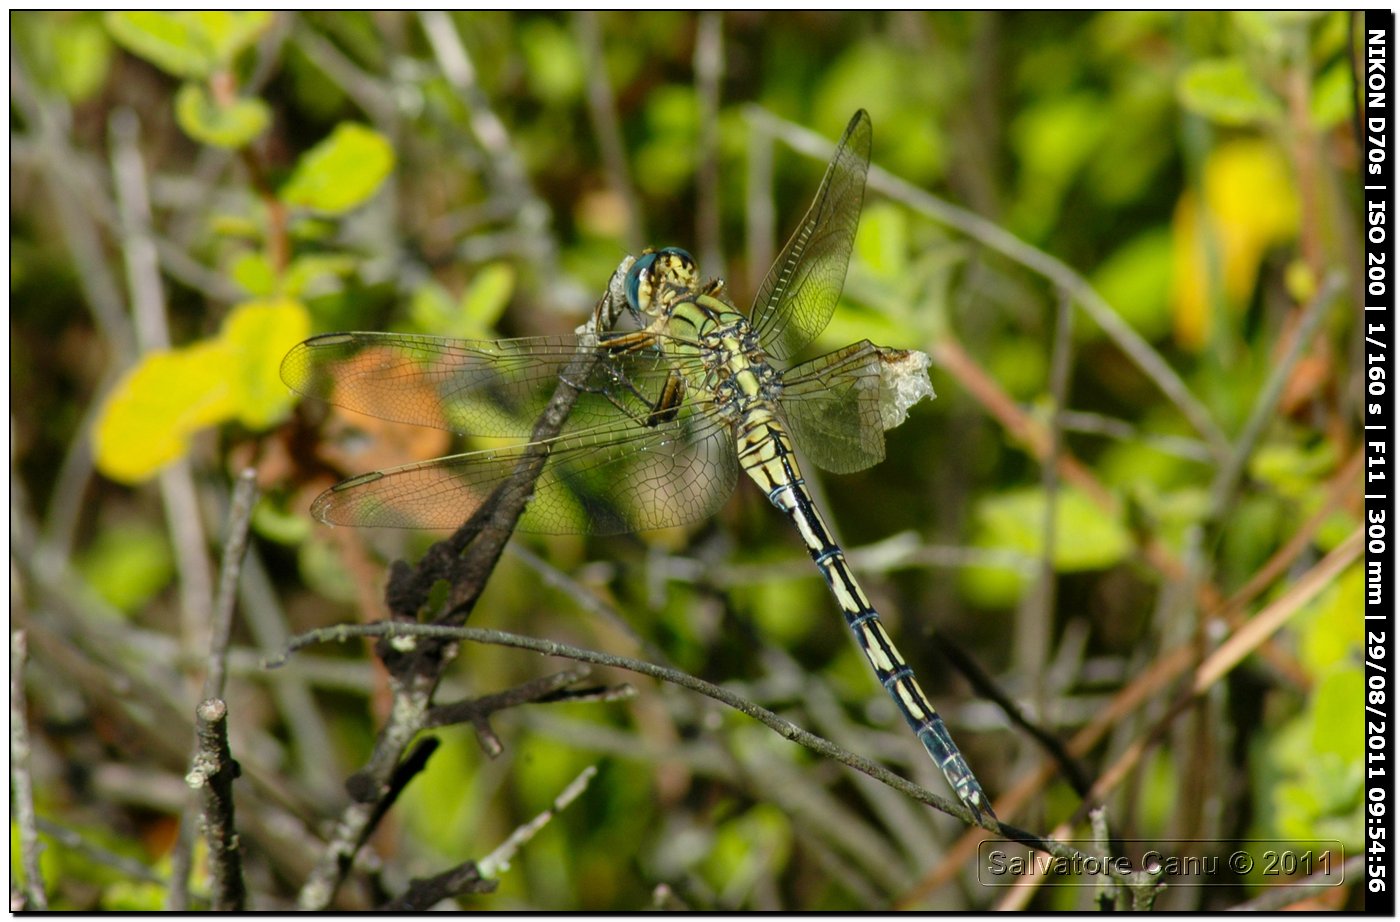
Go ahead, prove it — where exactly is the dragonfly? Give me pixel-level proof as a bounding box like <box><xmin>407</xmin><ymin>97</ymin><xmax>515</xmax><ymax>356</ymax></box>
<box><xmin>281</xmin><ymin>110</ymin><xmax>995</xmax><ymax>823</ymax></box>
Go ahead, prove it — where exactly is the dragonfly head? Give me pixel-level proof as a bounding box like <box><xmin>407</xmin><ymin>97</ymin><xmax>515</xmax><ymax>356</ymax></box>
<box><xmin>625</xmin><ymin>247</ymin><xmax>698</xmax><ymax>320</ymax></box>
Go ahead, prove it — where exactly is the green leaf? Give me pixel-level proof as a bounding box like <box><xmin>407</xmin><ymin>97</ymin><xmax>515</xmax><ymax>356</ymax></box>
<box><xmin>106</xmin><ymin>11</ymin><xmax>215</xmax><ymax>77</ymax></box>
<box><xmin>283</xmin><ymin>254</ymin><xmax>356</xmax><ymax>298</ymax></box>
<box><xmin>973</xmin><ymin>486</ymin><xmax>1132</xmax><ymax>571</ymax></box>
<box><xmin>702</xmin><ymin>803</ymin><xmax>792</xmax><ymax>904</ymax></box>
<box><xmin>279</xmin><ymin>123</ymin><xmax>395</xmax><ymax>214</ymax></box>
<box><xmin>1091</xmin><ymin>228</ymin><xmax>1173</xmax><ymax>341</ymax></box>
<box><xmin>104</xmin><ymin>11</ymin><xmax>272</xmax><ymax>77</ymax></box>
<box><xmin>174</xmin><ymin>82</ymin><xmax>270</xmax><ymax>149</ymax></box>
<box><xmin>1310</xmin><ymin>60</ymin><xmax>1353</xmax><ymax>130</ymax></box>
<box><xmin>853</xmin><ymin>202</ymin><xmax>909</xmax><ymax>281</ymax></box>
<box><xmin>1177</xmin><ymin>58</ymin><xmax>1283</xmax><ymax>127</ymax></box>
<box><xmin>407</xmin><ymin>281</ymin><xmax>457</xmax><ymax>335</ymax></box>
<box><xmin>251</xmin><ymin>499</ymin><xmax>311</xmax><ymax>546</ymax></box>
<box><xmin>1249</xmin><ymin>439</ymin><xmax>1337</xmax><ymax>499</ymax></box>
<box><xmin>220</xmin><ymin>298</ymin><xmax>312</xmax><ymax>428</ymax></box>
<box><xmin>190</xmin><ymin>10</ymin><xmax>274</xmax><ymax>63</ymax></box>
<box><xmin>408</xmin><ymin>265</ymin><xmax>513</xmax><ymax>339</ymax></box>
<box><xmin>459</xmin><ymin>263</ymin><xmax>515</xmax><ymax>333</ymax></box>
<box><xmin>1311</xmin><ymin>667</ymin><xmax>1363</xmax><ymax>760</ymax></box>
<box><xmin>229</xmin><ymin>250</ymin><xmax>276</xmax><ymax>297</ymax></box>
<box><xmin>520</xmin><ymin>18</ymin><xmax>584</xmax><ymax>104</ymax></box>
<box><xmin>49</xmin><ymin>14</ymin><xmax>113</xmax><ymax>102</ymax></box>
<box><xmin>1299</xmin><ymin>564</ymin><xmax>1364</xmax><ymax>675</ymax></box>
<box><xmin>93</xmin><ymin>342</ymin><xmax>235</xmax><ymax>484</ymax></box>
<box><xmin>76</xmin><ymin>526</ymin><xmax>174</xmax><ymax>615</ymax></box>
<box><xmin>298</xmin><ymin>537</ymin><xmax>359</xmax><ymax>603</ymax></box>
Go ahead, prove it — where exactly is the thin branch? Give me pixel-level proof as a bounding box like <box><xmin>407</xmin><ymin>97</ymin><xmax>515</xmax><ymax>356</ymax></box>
<box><xmin>377</xmin><ymin>863</ymin><xmax>495</xmax><ymax>911</ymax></box>
<box><xmin>290</xmin><ymin>19</ymin><xmax>398</xmax><ymax>124</ymax></box>
<box><xmin>574</xmin><ymin>12</ymin><xmax>642</xmax><ymax>252</ymax></box>
<box><xmin>189</xmin><ymin>699</ymin><xmax>246</xmax><ymax>911</ymax></box>
<box><xmin>9</xmin><ymin>57</ymin><xmax>134</xmax><ymax>360</ymax></box>
<box><xmin>426</xmin><ymin>666</ymin><xmax>593</xmax><ymax>754</ymax></box>
<box><xmin>419</xmin><ymin>11</ymin><xmax>562</xmax><ymax>294</ymax></box>
<box><xmin>1229</xmin><ymin>853</ymin><xmax>1361</xmax><ymax>911</ymax></box>
<box><xmin>35</xmin><ymin>818</ymin><xmax>166</xmax><ymax>886</ymax></box>
<box><xmin>693</xmin><ymin>11</ymin><xmax>724</xmax><ymax>272</ymax></box>
<box><xmin>172</xmin><ymin>469</ymin><xmax>259</xmax><ymax>908</ymax></box>
<box><xmin>896</xmin><ymin>513</ymin><xmax>1361</xmax><ymax>905</ymax></box>
<box><xmin>938</xmin><ymin>638</ymin><xmax>1092</xmax><ymax>797</ymax></box>
<box><xmin>478</xmin><ymin>764</ymin><xmax>598</xmax><ymax>878</ymax></box>
<box><xmin>108</xmin><ymin>108</ymin><xmax>216</xmax><ymax>655</ymax></box>
<box><xmin>377</xmin><ymin>764</ymin><xmax>598</xmax><ymax>910</ymax></box>
<box><xmin>269</xmin><ymin>620</ymin><xmax>1066</xmax><ymax>852</ymax></box>
<box><xmin>1205</xmin><ymin>271</ymin><xmax>1346</xmax><ymax>525</ymax></box>
<box><xmin>205</xmin><ymin>468</ymin><xmax>259</xmax><ymax>701</ymax></box>
<box><xmin>294</xmin><ymin>261</ymin><xmax>633</xmax><ymax>910</ymax></box>
<box><xmin>1015</xmin><ymin>288</ymin><xmax>1075</xmax><ymax>717</ymax></box>
<box><xmin>665</xmin><ymin>531</ymin><xmax>1036</xmax><ymax>587</ymax></box>
<box><xmin>745</xmin><ymin>115</ymin><xmax>776</xmax><ymax>298</ymax></box>
<box><xmin>362</xmin><ymin>738</ymin><xmax>442</xmax><ymax>837</ymax></box>
<box><xmin>11</xmin><ymin>631</ymin><xmax>47</xmax><ymax>910</ymax></box>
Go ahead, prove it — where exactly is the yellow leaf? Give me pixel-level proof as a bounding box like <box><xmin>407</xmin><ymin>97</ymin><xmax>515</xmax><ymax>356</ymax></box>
<box><xmin>220</xmin><ymin>297</ymin><xmax>312</xmax><ymax>428</ymax></box>
<box><xmin>93</xmin><ymin>341</ymin><xmax>235</xmax><ymax>484</ymax></box>
<box><xmin>1170</xmin><ymin>139</ymin><xmax>1299</xmax><ymax>350</ymax></box>
<box><xmin>92</xmin><ymin>297</ymin><xmax>309</xmax><ymax>484</ymax></box>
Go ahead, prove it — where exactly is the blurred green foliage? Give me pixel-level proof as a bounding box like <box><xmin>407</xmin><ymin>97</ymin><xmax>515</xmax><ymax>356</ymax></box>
<box><xmin>10</xmin><ymin>9</ymin><xmax>1364</xmax><ymax>911</ymax></box>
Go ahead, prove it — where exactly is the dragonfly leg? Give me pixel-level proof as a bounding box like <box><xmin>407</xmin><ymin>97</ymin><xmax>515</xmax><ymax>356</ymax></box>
<box><xmin>598</xmin><ymin>329</ymin><xmax>662</xmax><ymax>354</ymax></box>
<box><xmin>644</xmin><ymin>369</ymin><xmax>687</xmax><ymax>426</ymax></box>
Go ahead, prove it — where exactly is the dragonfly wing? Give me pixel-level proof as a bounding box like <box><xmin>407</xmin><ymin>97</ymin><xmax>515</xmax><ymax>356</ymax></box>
<box><xmin>311</xmin><ymin>405</ymin><xmax>738</xmax><ymax>535</ymax></box>
<box><xmin>281</xmin><ymin>332</ymin><xmax>698</xmax><ymax>437</ymax></box>
<box><xmin>777</xmin><ymin>340</ymin><xmax>887</xmax><ymax>474</ymax></box>
<box><xmin>749</xmin><ymin>110</ymin><xmax>872</xmax><ymax>363</ymax></box>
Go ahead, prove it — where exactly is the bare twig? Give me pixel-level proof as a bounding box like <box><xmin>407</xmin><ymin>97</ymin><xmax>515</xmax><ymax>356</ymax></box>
<box><xmin>1205</xmin><ymin>271</ymin><xmax>1345</xmax><ymax>525</ymax></box>
<box><xmin>271</xmin><ymin>620</ymin><xmax>1055</xmax><ymax>849</ymax></box>
<box><xmin>205</xmin><ymin>468</ymin><xmax>259</xmax><ymax>701</ymax></box>
<box><xmin>11</xmin><ymin>631</ymin><xmax>47</xmax><ymax>910</ymax></box>
<box><xmin>574</xmin><ymin>12</ymin><xmax>642</xmax><ymax>251</ymax></box>
<box><xmin>189</xmin><ymin>699</ymin><xmax>246</xmax><ymax>911</ymax></box>
<box><xmin>9</xmin><ymin>57</ymin><xmax>134</xmax><ymax>360</ymax></box>
<box><xmin>294</xmin><ymin>261</ymin><xmax>632</xmax><ymax>910</ymax></box>
<box><xmin>290</xmin><ymin>19</ymin><xmax>397</xmax><ymax>124</ymax></box>
<box><xmin>478</xmin><ymin>764</ymin><xmax>598</xmax><ymax>877</ymax></box>
<box><xmin>419</xmin><ymin>11</ymin><xmax>561</xmax><ymax>293</ymax></box>
<box><xmin>35</xmin><ymin>818</ymin><xmax>165</xmax><ymax>886</ymax></box>
<box><xmin>377</xmin><ymin>863</ymin><xmax>495</xmax><ymax>911</ymax></box>
<box><xmin>1016</xmin><ymin>289</ymin><xmax>1075</xmax><ymax>716</ymax></box>
<box><xmin>424</xmin><ymin>666</ymin><xmax>630</xmax><ymax>756</ymax></box>
<box><xmin>897</xmin><ymin>497</ymin><xmax>1361</xmax><ymax>905</ymax></box>
<box><xmin>665</xmin><ymin>531</ymin><xmax>1036</xmax><ymax>587</ymax></box>
<box><xmin>172</xmin><ymin>468</ymin><xmax>259</xmax><ymax>907</ymax></box>
<box><xmin>236</xmin><ymin>547</ymin><xmax>340</xmax><ymax>791</ymax></box>
<box><xmin>1229</xmin><ymin>853</ymin><xmax>1361</xmax><ymax>911</ymax></box>
<box><xmin>693</xmin><ymin>11</ymin><xmax>724</xmax><ymax>272</ymax></box>
<box><xmin>938</xmin><ymin>638</ymin><xmax>1092</xmax><ymax>797</ymax></box>
<box><xmin>109</xmin><ymin>108</ymin><xmax>216</xmax><ymax>657</ymax></box>
<box><xmin>745</xmin><ymin>116</ymin><xmax>776</xmax><ymax>298</ymax></box>
<box><xmin>378</xmin><ymin>764</ymin><xmax>599</xmax><ymax>910</ymax></box>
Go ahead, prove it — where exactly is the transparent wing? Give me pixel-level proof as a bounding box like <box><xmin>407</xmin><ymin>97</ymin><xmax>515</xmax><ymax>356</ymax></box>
<box><xmin>280</xmin><ymin>331</ymin><xmax>705</xmax><ymax>438</ymax></box>
<box><xmin>778</xmin><ymin>340</ymin><xmax>887</xmax><ymax>474</ymax></box>
<box><xmin>749</xmin><ymin>110</ymin><xmax>872</xmax><ymax>362</ymax></box>
<box><xmin>311</xmin><ymin>403</ymin><xmax>738</xmax><ymax>535</ymax></box>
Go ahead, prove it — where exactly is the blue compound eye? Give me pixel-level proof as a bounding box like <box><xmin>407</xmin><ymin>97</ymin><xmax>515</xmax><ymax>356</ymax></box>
<box><xmin>625</xmin><ymin>252</ymin><xmax>659</xmax><ymax>314</ymax></box>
